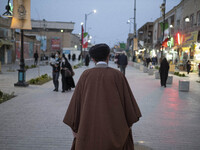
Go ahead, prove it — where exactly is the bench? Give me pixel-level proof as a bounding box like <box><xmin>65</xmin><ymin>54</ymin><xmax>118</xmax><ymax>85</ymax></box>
<box><xmin>179</xmin><ymin>80</ymin><xmax>190</xmax><ymax>92</ymax></box>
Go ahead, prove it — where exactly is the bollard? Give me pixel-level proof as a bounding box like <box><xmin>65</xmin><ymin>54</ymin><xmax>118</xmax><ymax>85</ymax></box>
<box><xmin>143</xmin><ymin>67</ymin><xmax>148</xmax><ymax>73</ymax></box>
<box><xmin>140</xmin><ymin>65</ymin><xmax>144</xmax><ymax>71</ymax></box>
<box><xmin>166</xmin><ymin>76</ymin><xmax>173</xmax><ymax>84</ymax></box>
<box><xmin>148</xmin><ymin>69</ymin><xmax>154</xmax><ymax>75</ymax></box>
<box><xmin>179</xmin><ymin>80</ymin><xmax>190</xmax><ymax>92</ymax></box>
<box><xmin>155</xmin><ymin>71</ymin><xmax>160</xmax><ymax>79</ymax></box>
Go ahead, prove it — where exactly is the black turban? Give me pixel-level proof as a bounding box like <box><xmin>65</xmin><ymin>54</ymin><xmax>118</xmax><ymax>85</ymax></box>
<box><xmin>89</xmin><ymin>44</ymin><xmax>110</xmax><ymax>62</ymax></box>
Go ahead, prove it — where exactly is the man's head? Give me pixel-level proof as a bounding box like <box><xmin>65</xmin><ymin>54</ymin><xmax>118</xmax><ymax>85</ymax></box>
<box><xmin>89</xmin><ymin>44</ymin><xmax>110</xmax><ymax>62</ymax></box>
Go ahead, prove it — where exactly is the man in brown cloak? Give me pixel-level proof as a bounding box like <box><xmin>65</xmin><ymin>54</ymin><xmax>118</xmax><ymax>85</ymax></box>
<box><xmin>63</xmin><ymin>43</ymin><xmax>142</xmax><ymax>150</ymax></box>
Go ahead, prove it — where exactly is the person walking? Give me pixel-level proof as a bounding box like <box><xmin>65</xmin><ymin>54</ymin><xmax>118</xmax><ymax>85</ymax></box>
<box><xmin>50</xmin><ymin>51</ymin><xmax>61</xmax><ymax>92</ymax></box>
<box><xmin>159</xmin><ymin>57</ymin><xmax>169</xmax><ymax>88</ymax></box>
<box><xmin>33</xmin><ymin>51</ymin><xmax>39</xmax><ymax>66</ymax></box>
<box><xmin>186</xmin><ymin>60</ymin><xmax>191</xmax><ymax>74</ymax></box>
<box><xmin>61</xmin><ymin>54</ymin><xmax>75</xmax><ymax>92</ymax></box>
<box><xmin>68</xmin><ymin>53</ymin><xmax>71</xmax><ymax>61</ymax></box>
<box><xmin>72</xmin><ymin>54</ymin><xmax>76</xmax><ymax>61</ymax></box>
<box><xmin>63</xmin><ymin>43</ymin><xmax>141</xmax><ymax>150</ymax></box>
<box><xmin>85</xmin><ymin>54</ymin><xmax>90</xmax><ymax>66</ymax></box>
<box><xmin>118</xmin><ymin>51</ymin><xmax>128</xmax><ymax>75</ymax></box>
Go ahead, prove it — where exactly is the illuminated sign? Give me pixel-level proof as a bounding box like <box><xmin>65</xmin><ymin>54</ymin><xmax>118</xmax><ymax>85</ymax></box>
<box><xmin>167</xmin><ymin>37</ymin><xmax>174</xmax><ymax>48</ymax></box>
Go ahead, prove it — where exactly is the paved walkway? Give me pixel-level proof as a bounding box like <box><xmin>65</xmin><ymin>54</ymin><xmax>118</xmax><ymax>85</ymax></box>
<box><xmin>0</xmin><ymin>61</ymin><xmax>200</xmax><ymax>150</ymax></box>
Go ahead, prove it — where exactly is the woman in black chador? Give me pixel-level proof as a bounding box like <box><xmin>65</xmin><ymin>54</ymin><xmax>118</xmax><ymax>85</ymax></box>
<box><xmin>85</xmin><ymin>54</ymin><xmax>90</xmax><ymax>66</ymax></box>
<box><xmin>61</xmin><ymin>54</ymin><xmax>75</xmax><ymax>92</ymax></box>
<box><xmin>159</xmin><ymin>57</ymin><xmax>169</xmax><ymax>88</ymax></box>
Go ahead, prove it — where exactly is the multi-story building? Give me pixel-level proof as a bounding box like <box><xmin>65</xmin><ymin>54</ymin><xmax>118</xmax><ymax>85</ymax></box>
<box><xmin>175</xmin><ymin>0</ymin><xmax>200</xmax><ymax>71</ymax></box>
<box><xmin>153</xmin><ymin>0</ymin><xmax>200</xmax><ymax>71</ymax></box>
<box><xmin>138</xmin><ymin>22</ymin><xmax>153</xmax><ymax>53</ymax></box>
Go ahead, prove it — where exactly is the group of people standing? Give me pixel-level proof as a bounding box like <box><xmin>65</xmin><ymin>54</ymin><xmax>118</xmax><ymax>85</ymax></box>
<box><xmin>50</xmin><ymin>51</ymin><xmax>75</xmax><ymax>92</ymax></box>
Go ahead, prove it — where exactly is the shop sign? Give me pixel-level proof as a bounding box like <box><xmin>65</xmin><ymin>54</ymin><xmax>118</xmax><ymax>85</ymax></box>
<box><xmin>11</xmin><ymin>0</ymin><xmax>32</xmax><ymax>30</ymax></box>
<box><xmin>51</xmin><ymin>37</ymin><xmax>61</xmax><ymax>50</ymax></box>
<box><xmin>167</xmin><ymin>37</ymin><xmax>174</xmax><ymax>48</ymax></box>
<box><xmin>182</xmin><ymin>31</ymin><xmax>198</xmax><ymax>47</ymax></box>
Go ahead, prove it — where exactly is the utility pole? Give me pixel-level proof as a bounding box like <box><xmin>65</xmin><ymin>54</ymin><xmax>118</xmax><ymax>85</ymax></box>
<box><xmin>161</xmin><ymin>0</ymin><xmax>166</xmax><ymax>59</ymax></box>
<box><xmin>132</xmin><ymin>0</ymin><xmax>137</xmax><ymax>61</ymax></box>
<box><xmin>134</xmin><ymin>0</ymin><xmax>136</xmax><ymax>39</ymax></box>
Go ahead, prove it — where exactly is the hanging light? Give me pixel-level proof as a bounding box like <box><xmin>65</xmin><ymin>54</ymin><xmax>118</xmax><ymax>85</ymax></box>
<box><xmin>2</xmin><ymin>0</ymin><xmax>13</xmax><ymax>17</ymax></box>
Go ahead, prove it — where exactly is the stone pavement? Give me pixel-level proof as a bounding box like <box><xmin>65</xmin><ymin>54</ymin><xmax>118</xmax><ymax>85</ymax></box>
<box><xmin>0</xmin><ymin>61</ymin><xmax>200</xmax><ymax>150</ymax></box>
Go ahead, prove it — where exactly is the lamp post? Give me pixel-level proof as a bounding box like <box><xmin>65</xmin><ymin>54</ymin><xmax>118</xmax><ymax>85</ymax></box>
<box><xmin>2</xmin><ymin>0</ymin><xmax>28</xmax><ymax>86</ymax></box>
<box><xmin>132</xmin><ymin>0</ymin><xmax>137</xmax><ymax>60</ymax></box>
<box><xmin>127</xmin><ymin>19</ymin><xmax>134</xmax><ymax>33</ymax></box>
<box><xmin>83</xmin><ymin>9</ymin><xmax>96</xmax><ymax>58</ymax></box>
<box><xmin>14</xmin><ymin>29</ymin><xmax>28</xmax><ymax>87</ymax></box>
<box><xmin>2</xmin><ymin>0</ymin><xmax>12</xmax><ymax>17</ymax></box>
<box><xmin>84</xmin><ymin>9</ymin><xmax>96</xmax><ymax>32</ymax></box>
<box><xmin>80</xmin><ymin>22</ymin><xmax>84</xmax><ymax>64</ymax></box>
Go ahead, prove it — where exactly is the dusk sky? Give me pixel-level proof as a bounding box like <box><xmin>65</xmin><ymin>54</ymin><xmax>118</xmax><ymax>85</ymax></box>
<box><xmin>0</xmin><ymin>0</ymin><xmax>181</xmax><ymax>47</ymax></box>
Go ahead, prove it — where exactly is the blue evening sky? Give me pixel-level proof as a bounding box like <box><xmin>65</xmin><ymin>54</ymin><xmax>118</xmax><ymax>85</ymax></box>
<box><xmin>0</xmin><ymin>0</ymin><xmax>181</xmax><ymax>47</ymax></box>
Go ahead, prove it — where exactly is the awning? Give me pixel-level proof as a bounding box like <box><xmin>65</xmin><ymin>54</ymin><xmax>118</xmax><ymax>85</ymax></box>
<box><xmin>0</xmin><ymin>39</ymin><xmax>13</xmax><ymax>48</ymax></box>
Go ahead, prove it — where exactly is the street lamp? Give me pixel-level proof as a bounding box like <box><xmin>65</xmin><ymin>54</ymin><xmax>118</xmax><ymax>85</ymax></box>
<box><xmin>127</xmin><ymin>18</ymin><xmax>134</xmax><ymax>33</ymax></box>
<box><xmin>2</xmin><ymin>0</ymin><xmax>28</xmax><ymax>86</ymax></box>
<box><xmin>85</xmin><ymin>9</ymin><xmax>96</xmax><ymax>32</ymax></box>
<box><xmin>2</xmin><ymin>0</ymin><xmax>12</xmax><ymax>17</ymax></box>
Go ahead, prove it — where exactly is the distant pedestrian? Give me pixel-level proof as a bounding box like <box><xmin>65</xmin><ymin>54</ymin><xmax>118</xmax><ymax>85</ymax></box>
<box><xmin>85</xmin><ymin>54</ymin><xmax>90</xmax><ymax>66</ymax></box>
<box><xmin>72</xmin><ymin>54</ymin><xmax>76</xmax><ymax>61</ymax></box>
<box><xmin>78</xmin><ymin>54</ymin><xmax>81</xmax><ymax>61</ymax></box>
<box><xmin>33</xmin><ymin>51</ymin><xmax>39</xmax><ymax>66</ymax></box>
<box><xmin>186</xmin><ymin>60</ymin><xmax>191</xmax><ymax>74</ymax></box>
<box><xmin>114</xmin><ymin>53</ymin><xmax>119</xmax><ymax>64</ymax></box>
<box><xmin>159</xmin><ymin>57</ymin><xmax>169</xmax><ymax>88</ymax></box>
<box><xmin>198</xmin><ymin>63</ymin><xmax>200</xmax><ymax>77</ymax></box>
<box><xmin>118</xmin><ymin>51</ymin><xmax>128</xmax><ymax>75</ymax></box>
<box><xmin>63</xmin><ymin>43</ymin><xmax>141</xmax><ymax>150</ymax></box>
<box><xmin>61</xmin><ymin>54</ymin><xmax>75</xmax><ymax>92</ymax></box>
<box><xmin>68</xmin><ymin>53</ymin><xmax>71</xmax><ymax>61</ymax></box>
<box><xmin>146</xmin><ymin>57</ymin><xmax>151</xmax><ymax>67</ymax></box>
<box><xmin>50</xmin><ymin>51</ymin><xmax>61</xmax><ymax>92</ymax></box>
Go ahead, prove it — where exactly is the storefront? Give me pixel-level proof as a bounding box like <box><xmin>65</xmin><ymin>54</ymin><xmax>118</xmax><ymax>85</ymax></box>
<box><xmin>172</xmin><ymin>31</ymin><xmax>200</xmax><ymax>71</ymax></box>
<box><xmin>0</xmin><ymin>39</ymin><xmax>14</xmax><ymax>64</ymax></box>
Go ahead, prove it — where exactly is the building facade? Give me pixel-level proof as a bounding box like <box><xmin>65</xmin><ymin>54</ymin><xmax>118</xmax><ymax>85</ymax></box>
<box><xmin>25</xmin><ymin>20</ymin><xmax>79</xmax><ymax>57</ymax></box>
<box><xmin>138</xmin><ymin>22</ymin><xmax>153</xmax><ymax>57</ymax></box>
<box><xmin>0</xmin><ymin>17</ymin><xmax>14</xmax><ymax>64</ymax></box>
<box><xmin>152</xmin><ymin>0</ymin><xmax>200</xmax><ymax>71</ymax></box>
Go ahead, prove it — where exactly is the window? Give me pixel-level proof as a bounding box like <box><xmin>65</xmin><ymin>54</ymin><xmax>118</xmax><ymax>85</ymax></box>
<box><xmin>197</xmin><ymin>11</ymin><xmax>200</xmax><ymax>26</ymax></box>
<box><xmin>190</xmin><ymin>14</ymin><xmax>194</xmax><ymax>27</ymax></box>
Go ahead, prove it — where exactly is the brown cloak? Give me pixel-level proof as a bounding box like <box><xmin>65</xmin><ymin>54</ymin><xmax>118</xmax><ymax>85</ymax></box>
<box><xmin>63</xmin><ymin>64</ymin><xmax>142</xmax><ymax>150</ymax></box>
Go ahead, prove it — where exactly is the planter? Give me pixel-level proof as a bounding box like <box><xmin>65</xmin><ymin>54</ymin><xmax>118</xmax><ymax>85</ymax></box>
<box><xmin>140</xmin><ymin>65</ymin><xmax>144</xmax><ymax>71</ymax></box>
<box><xmin>179</xmin><ymin>80</ymin><xmax>190</xmax><ymax>92</ymax></box>
<box><xmin>148</xmin><ymin>69</ymin><xmax>154</xmax><ymax>75</ymax></box>
<box><xmin>166</xmin><ymin>76</ymin><xmax>173</xmax><ymax>84</ymax></box>
<box><xmin>155</xmin><ymin>71</ymin><xmax>160</xmax><ymax>79</ymax></box>
<box><xmin>143</xmin><ymin>67</ymin><xmax>148</xmax><ymax>73</ymax></box>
